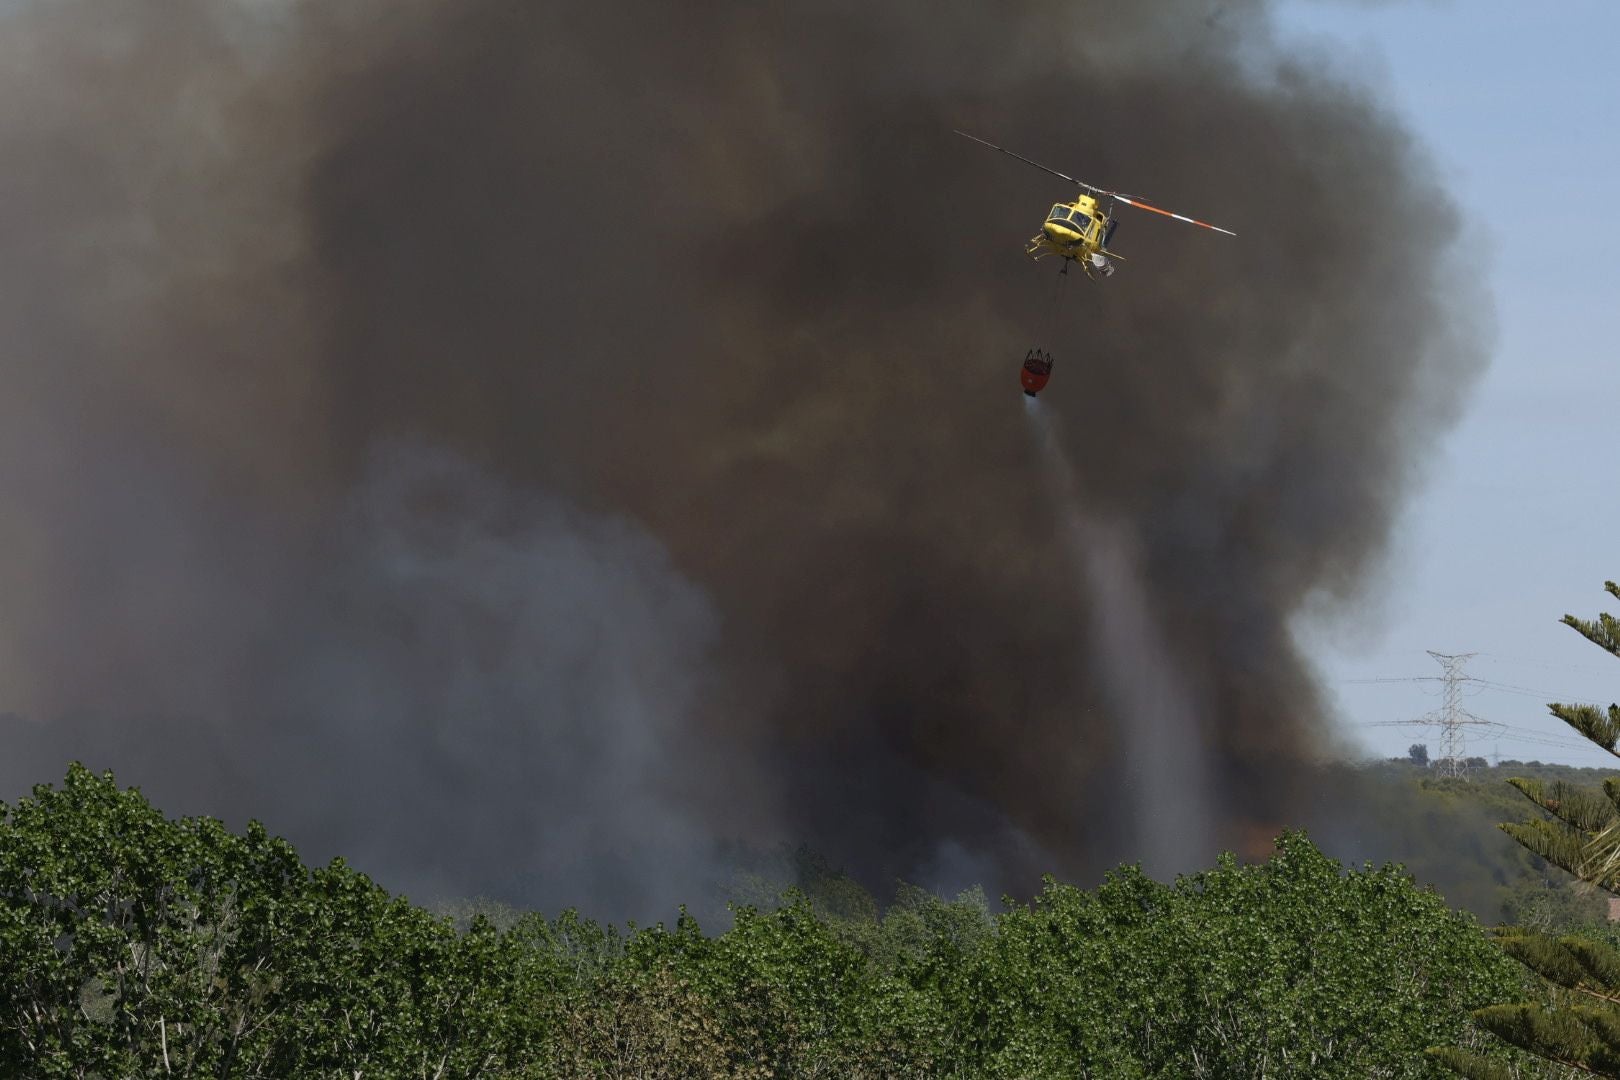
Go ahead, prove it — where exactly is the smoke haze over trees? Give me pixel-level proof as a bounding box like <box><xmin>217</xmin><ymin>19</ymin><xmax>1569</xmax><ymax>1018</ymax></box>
<box><xmin>1</xmin><ymin>767</ymin><xmax>1535</xmax><ymax>1078</ymax></box>
<box><xmin>0</xmin><ymin>0</ymin><xmax>1485</xmax><ymax>915</ymax></box>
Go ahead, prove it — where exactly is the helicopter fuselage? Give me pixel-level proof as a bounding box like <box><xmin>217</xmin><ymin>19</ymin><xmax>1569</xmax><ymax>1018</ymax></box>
<box><xmin>1027</xmin><ymin>194</ymin><xmax>1118</xmax><ymax>278</ymax></box>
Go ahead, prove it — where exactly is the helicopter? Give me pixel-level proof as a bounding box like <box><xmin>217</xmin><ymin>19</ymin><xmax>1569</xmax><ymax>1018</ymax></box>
<box><xmin>955</xmin><ymin>130</ymin><xmax>1235</xmax><ymax>280</ymax></box>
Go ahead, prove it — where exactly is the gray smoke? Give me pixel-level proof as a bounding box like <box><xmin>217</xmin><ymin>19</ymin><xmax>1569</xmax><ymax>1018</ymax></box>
<box><xmin>0</xmin><ymin>0</ymin><xmax>1483</xmax><ymax>913</ymax></box>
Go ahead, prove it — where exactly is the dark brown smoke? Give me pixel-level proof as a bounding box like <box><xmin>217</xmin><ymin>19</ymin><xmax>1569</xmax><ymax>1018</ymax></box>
<box><xmin>0</xmin><ymin>0</ymin><xmax>1483</xmax><ymax>914</ymax></box>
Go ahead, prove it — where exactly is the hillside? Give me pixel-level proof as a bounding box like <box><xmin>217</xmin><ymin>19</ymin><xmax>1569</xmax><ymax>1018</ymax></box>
<box><xmin>1318</xmin><ymin>758</ymin><xmax>1616</xmax><ymax>930</ymax></box>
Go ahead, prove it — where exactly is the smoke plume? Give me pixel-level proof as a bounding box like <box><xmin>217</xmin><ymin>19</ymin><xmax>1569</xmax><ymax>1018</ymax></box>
<box><xmin>0</xmin><ymin>0</ymin><xmax>1482</xmax><ymax>914</ymax></box>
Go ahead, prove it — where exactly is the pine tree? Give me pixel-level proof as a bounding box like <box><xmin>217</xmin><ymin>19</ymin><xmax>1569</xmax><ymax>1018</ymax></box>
<box><xmin>1431</xmin><ymin>581</ymin><xmax>1620</xmax><ymax>1078</ymax></box>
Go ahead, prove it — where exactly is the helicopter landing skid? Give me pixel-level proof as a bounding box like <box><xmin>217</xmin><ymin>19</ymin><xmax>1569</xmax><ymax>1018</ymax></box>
<box><xmin>1025</xmin><ymin>238</ymin><xmax>1098</xmax><ymax>278</ymax></box>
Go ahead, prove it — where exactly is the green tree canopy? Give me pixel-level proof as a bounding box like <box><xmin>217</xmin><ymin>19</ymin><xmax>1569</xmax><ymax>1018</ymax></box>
<box><xmin>1</xmin><ymin>765</ymin><xmax>1532</xmax><ymax>1078</ymax></box>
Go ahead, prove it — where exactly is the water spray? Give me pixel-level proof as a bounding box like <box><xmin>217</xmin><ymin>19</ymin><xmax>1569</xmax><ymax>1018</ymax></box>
<box><xmin>1023</xmin><ymin>402</ymin><xmax>1214</xmax><ymax>878</ymax></box>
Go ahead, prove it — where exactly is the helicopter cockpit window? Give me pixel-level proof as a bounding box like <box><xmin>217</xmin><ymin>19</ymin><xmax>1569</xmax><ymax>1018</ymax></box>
<box><xmin>1048</xmin><ymin>205</ymin><xmax>1070</xmax><ymax>222</ymax></box>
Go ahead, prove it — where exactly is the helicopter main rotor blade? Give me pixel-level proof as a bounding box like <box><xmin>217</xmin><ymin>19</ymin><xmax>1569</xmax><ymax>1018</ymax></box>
<box><xmin>1112</xmin><ymin>194</ymin><xmax>1236</xmax><ymax>236</ymax></box>
<box><xmin>953</xmin><ymin>130</ymin><xmax>1105</xmax><ymax>194</ymax></box>
<box><xmin>955</xmin><ymin>129</ymin><xmax>1236</xmax><ymax>236</ymax></box>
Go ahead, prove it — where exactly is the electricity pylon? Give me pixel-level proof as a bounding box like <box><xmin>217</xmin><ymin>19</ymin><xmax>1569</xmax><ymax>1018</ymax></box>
<box><xmin>1422</xmin><ymin>651</ymin><xmax>1490</xmax><ymax>778</ymax></box>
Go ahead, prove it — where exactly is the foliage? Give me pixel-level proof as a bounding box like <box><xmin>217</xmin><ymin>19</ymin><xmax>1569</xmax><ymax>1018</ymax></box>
<box><xmin>0</xmin><ymin>764</ymin><xmax>563</xmax><ymax>1078</ymax></box>
<box><xmin>957</xmin><ymin>834</ymin><xmax>1528</xmax><ymax>1079</ymax></box>
<box><xmin>1340</xmin><ymin>758</ymin><xmax>1612</xmax><ymax>931</ymax></box>
<box><xmin>1432</xmin><ymin>580</ymin><xmax>1620</xmax><ymax>1078</ymax></box>
<box><xmin>1</xmin><ymin>769</ymin><xmax>1530</xmax><ymax>1078</ymax></box>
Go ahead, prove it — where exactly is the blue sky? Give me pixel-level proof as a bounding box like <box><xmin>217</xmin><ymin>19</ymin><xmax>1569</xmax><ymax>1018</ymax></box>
<box><xmin>1274</xmin><ymin>1</ymin><xmax>1620</xmax><ymax>766</ymax></box>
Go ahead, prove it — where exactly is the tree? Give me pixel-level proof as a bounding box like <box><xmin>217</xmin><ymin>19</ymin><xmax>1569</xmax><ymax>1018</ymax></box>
<box><xmin>1431</xmin><ymin>581</ymin><xmax>1620</xmax><ymax>1079</ymax></box>
<box><xmin>1411</xmin><ymin>743</ymin><xmax>1431</xmax><ymax>767</ymax></box>
<box><xmin>0</xmin><ymin>764</ymin><xmax>1543</xmax><ymax>1078</ymax></box>
<box><xmin>0</xmin><ymin>765</ymin><xmax>560</xmax><ymax>1078</ymax></box>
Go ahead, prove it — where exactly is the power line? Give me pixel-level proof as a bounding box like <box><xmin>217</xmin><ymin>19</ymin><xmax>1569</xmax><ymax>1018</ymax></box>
<box><xmin>1339</xmin><ymin>651</ymin><xmax>1620</xmax><ymax>768</ymax></box>
<box><xmin>1474</xmin><ymin>651</ymin><xmax>1619</xmax><ymax>680</ymax></box>
<box><xmin>1353</xmin><ymin>715</ymin><xmax>1597</xmax><ymax>755</ymax></box>
<box><xmin>1340</xmin><ymin>647</ymin><xmax>1620</xmax><ymax>769</ymax></box>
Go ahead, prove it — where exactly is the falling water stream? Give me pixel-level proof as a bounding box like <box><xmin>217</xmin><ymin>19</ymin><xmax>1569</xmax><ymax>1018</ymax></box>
<box><xmin>1024</xmin><ymin>397</ymin><xmax>1215</xmax><ymax>878</ymax></box>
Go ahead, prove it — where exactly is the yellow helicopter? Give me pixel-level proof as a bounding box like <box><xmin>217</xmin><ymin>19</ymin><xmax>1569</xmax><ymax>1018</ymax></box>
<box><xmin>955</xmin><ymin>130</ymin><xmax>1235</xmax><ymax>279</ymax></box>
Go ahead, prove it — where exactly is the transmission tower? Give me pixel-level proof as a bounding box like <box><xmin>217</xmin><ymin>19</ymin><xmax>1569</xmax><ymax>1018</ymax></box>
<box><xmin>1421</xmin><ymin>651</ymin><xmax>1491</xmax><ymax>778</ymax></box>
<box><xmin>1348</xmin><ymin>650</ymin><xmax>1497</xmax><ymax>777</ymax></box>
